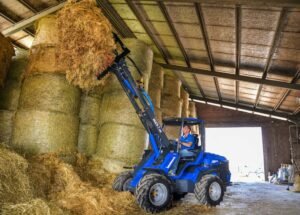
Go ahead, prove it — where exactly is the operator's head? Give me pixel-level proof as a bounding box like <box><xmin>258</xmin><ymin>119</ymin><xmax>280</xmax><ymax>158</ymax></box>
<box><xmin>183</xmin><ymin>125</ymin><xmax>191</xmax><ymax>135</ymax></box>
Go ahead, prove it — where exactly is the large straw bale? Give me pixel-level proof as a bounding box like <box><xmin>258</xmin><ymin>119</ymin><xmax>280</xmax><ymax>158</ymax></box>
<box><xmin>79</xmin><ymin>94</ymin><xmax>101</xmax><ymax>126</ymax></box>
<box><xmin>99</xmin><ymin>90</ymin><xmax>142</xmax><ymax>128</ymax></box>
<box><xmin>0</xmin><ymin>33</ymin><xmax>14</xmax><ymax>86</ymax></box>
<box><xmin>19</xmin><ymin>73</ymin><xmax>81</xmax><ymax>115</ymax></box>
<box><xmin>101</xmin><ymin>39</ymin><xmax>153</xmax><ymax>94</ymax></box>
<box><xmin>149</xmin><ymin>63</ymin><xmax>164</xmax><ymax>89</ymax></box>
<box><xmin>0</xmin><ymin>145</ymin><xmax>33</xmax><ymax>204</ymax></box>
<box><xmin>57</xmin><ymin>0</ymin><xmax>116</xmax><ymax>90</ymax></box>
<box><xmin>181</xmin><ymin>88</ymin><xmax>189</xmax><ymax>118</ymax></box>
<box><xmin>0</xmin><ymin>80</ymin><xmax>21</xmax><ymax>111</ymax></box>
<box><xmin>6</xmin><ymin>48</ymin><xmax>28</xmax><ymax>83</ymax></box>
<box><xmin>96</xmin><ymin>123</ymin><xmax>147</xmax><ymax>172</ymax></box>
<box><xmin>0</xmin><ymin>199</ymin><xmax>51</xmax><ymax>215</ymax></box>
<box><xmin>11</xmin><ymin>110</ymin><xmax>79</xmax><ymax>155</ymax></box>
<box><xmin>163</xmin><ymin>74</ymin><xmax>181</xmax><ymax>98</ymax></box>
<box><xmin>27</xmin><ymin>46</ymin><xmax>66</xmax><ymax>74</ymax></box>
<box><xmin>148</xmin><ymin>88</ymin><xmax>161</xmax><ymax>108</ymax></box>
<box><xmin>161</xmin><ymin>96</ymin><xmax>183</xmax><ymax>117</ymax></box>
<box><xmin>189</xmin><ymin>101</ymin><xmax>197</xmax><ymax>118</ymax></box>
<box><xmin>154</xmin><ymin>107</ymin><xmax>163</xmax><ymax>124</ymax></box>
<box><xmin>32</xmin><ymin>15</ymin><xmax>58</xmax><ymax>47</ymax></box>
<box><xmin>0</xmin><ymin>110</ymin><xmax>14</xmax><ymax>143</ymax></box>
<box><xmin>78</xmin><ymin>124</ymin><xmax>98</xmax><ymax>156</ymax></box>
<box><xmin>294</xmin><ymin>173</ymin><xmax>300</xmax><ymax>192</ymax></box>
<box><xmin>164</xmin><ymin>126</ymin><xmax>181</xmax><ymax>140</ymax></box>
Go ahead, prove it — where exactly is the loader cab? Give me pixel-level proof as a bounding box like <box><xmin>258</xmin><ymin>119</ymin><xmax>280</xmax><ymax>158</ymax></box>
<box><xmin>162</xmin><ymin>117</ymin><xmax>206</xmax><ymax>152</ymax></box>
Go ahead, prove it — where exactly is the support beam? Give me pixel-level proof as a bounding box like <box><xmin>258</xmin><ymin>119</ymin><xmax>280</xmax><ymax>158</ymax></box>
<box><xmin>2</xmin><ymin>2</ymin><xmax>66</xmax><ymax>36</ymax></box>
<box><xmin>159</xmin><ymin>63</ymin><xmax>300</xmax><ymax>91</ymax></box>
<box><xmin>254</xmin><ymin>8</ymin><xmax>288</xmax><ymax>108</ymax></box>
<box><xmin>190</xmin><ymin>95</ymin><xmax>299</xmax><ymax>121</ymax></box>
<box><xmin>96</xmin><ymin>0</ymin><xmax>135</xmax><ymax>38</ymax></box>
<box><xmin>235</xmin><ymin>5</ymin><xmax>241</xmax><ymax>104</ymax></box>
<box><xmin>273</xmin><ymin>68</ymin><xmax>300</xmax><ymax>111</ymax></box>
<box><xmin>158</xmin><ymin>2</ymin><xmax>206</xmax><ymax>98</ymax></box>
<box><xmin>136</xmin><ymin>0</ymin><xmax>300</xmax><ymax>8</ymax></box>
<box><xmin>17</xmin><ymin>0</ymin><xmax>38</xmax><ymax>13</ymax></box>
<box><xmin>195</xmin><ymin>3</ymin><xmax>222</xmax><ymax>101</ymax></box>
<box><xmin>126</xmin><ymin>0</ymin><xmax>169</xmax><ymax>64</ymax></box>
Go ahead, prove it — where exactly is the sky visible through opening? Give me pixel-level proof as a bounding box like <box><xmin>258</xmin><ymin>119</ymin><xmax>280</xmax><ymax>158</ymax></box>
<box><xmin>206</xmin><ymin>127</ymin><xmax>265</xmax><ymax>182</ymax></box>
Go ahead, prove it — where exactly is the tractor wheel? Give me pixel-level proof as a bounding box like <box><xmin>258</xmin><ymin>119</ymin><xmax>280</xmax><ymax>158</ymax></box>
<box><xmin>173</xmin><ymin>192</ymin><xmax>187</xmax><ymax>201</ymax></box>
<box><xmin>135</xmin><ymin>173</ymin><xmax>173</xmax><ymax>213</ymax></box>
<box><xmin>112</xmin><ymin>171</ymin><xmax>133</xmax><ymax>192</ymax></box>
<box><xmin>194</xmin><ymin>174</ymin><xmax>224</xmax><ymax>206</ymax></box>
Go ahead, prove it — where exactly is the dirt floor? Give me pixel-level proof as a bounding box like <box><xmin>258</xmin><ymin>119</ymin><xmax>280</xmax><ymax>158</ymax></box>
<box><xmin>180</xmin><ymin>182</ymin><xmax>300</xmax><ymax>215</ymax></box>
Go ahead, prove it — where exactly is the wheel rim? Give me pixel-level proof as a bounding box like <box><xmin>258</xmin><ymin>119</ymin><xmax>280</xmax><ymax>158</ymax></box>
<box><xmin>149</xmin><ymin>183</ymin><xmax>168</xmax><ymax>206</ymax></box>
<box><xmin>209</xmin><ymin>181</ymin><xmax>222</xmax><ymax>201</ymax></box>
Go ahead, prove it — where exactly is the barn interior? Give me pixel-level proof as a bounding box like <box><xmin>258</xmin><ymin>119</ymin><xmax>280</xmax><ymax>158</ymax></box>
<box><xmin>0</xmin><ymin>0</ymin><xmax>299</xmax><ymax>214</ymax></box>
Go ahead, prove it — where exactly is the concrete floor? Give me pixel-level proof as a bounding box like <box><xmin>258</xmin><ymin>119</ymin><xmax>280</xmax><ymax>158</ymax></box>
<box><xmin>182</xmin><ymin>182</ymin><xmax>300</xmax><ymax>215</ymax></box>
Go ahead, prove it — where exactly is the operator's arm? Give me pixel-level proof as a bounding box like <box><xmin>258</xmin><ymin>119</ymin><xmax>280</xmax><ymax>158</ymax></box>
<box><xmin>179</xmin><ymin>134</ymin><xmax>194</xmax><ymax>148</ymax></box>
<box><xmin>180</xmin><ymin>141</ymin><xmax>193</xmax><ymax>147</ymax></box>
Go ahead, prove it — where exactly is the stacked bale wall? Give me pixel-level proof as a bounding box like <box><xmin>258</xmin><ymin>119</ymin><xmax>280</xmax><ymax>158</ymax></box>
<box><xmin>95</xmin><ymin>39</ymin><xmax>153</xmax><ymax>173</ymax></box>
<box><xmin>11</xmin><ymin>16</ymin><xmax>81</xmax><ymax>155</ymax></box>
<box><xmin>0</xmin><ymin>33</ymin><xmax>14</xmax><ymax>86</ymax></box>
<box><xmin>0</xmin><ymin>49</ymin><xmax>28</xmax><ymax>144</ymax></box>
<box><xmin>148</xmin><ymin>63</ymin><xmax>164</xmax><ymax>124</ymax></box>
<box><xmin>189</xmin><ymin>101</ymin><xmax>199</xmax><ymax>134</ymax></box>
<box><xmin>181</xmin><ymin>87</ymin><xmax>189</xmax><ymax>118</ymax></box>
<box><xmin>161</xmin><ymin>71</ymin><xmax>182</xmax><ymax>139</ymax></box>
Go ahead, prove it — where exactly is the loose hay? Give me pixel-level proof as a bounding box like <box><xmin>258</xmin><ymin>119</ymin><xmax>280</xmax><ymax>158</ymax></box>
<box><xmin>0</xmin><ymin>33</ymin><xmax>14</xmax><ymax>86</ymax></box>
<box><xmin>12</xmin><ymin>110</ymin><xmax>79</xmax><ymax>155</ymax></box>
<box><xmin>0</xmin><ymin>198</ymin><xmax>51</xmax><ymax>215</ymax></box>
<box><xmin>57</xmin><ymin>0</ymin><xmax>116</xmax><ymax>90</ymax></box>
<box><xmin>0</xmin><ymin>145</ymin><xmax>33</xmax><ymax>205</ymax></box>
<box><xmin>19</xmin><ymin>73</ymin><xmax>81</xmax><ymax>115</ymax></box>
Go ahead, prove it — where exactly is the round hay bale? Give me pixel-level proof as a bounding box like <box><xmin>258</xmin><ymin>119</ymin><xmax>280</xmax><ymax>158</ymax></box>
<box><xmin>26</xmin><ymin>46</ymin><xmax>66</xmax><ymax>75</ymax></box>
<box><xmin>99</xmin><ymin>90</ymin><xmax>142</xmax><ymax>128</ymax></box>
<box><xmin>189</xmin><ymin>101</ymin><xmax>197</xmax><ymax>118</ymax></box>
<box><xmin>6</xmin><ymin>49</ymin><xmax>28</xmax><ymax>83</ymax></box>
<box><xmin>161</xmin><ymin>96</ymin><xmax>183</xmax><ymax>117</ymax></box>
<box><xmin>148</xmin><ymin>88</ymin><xmax>161</xmax><ymax>108</ymax></box>
<box><xmin>95</xmin><ymin>123</ymin><xmax>147</xmax><ymax>172</ymax></box>
<box><xmin>78</xmin><ymin>124</ymin><xmax>98</xmax><ymax>156</ymax></box>
<box><xmin>150</xmin><ymin>63</ymin><xmax>164</xmax><ymax>89</ymax></box>
<box><xmin>11</xmin><ymin>110</ymin><xmax>79</xmax><ymax>155</ymax></box>
<box><xmin>0</xmin><ymin>33</ymin><xmax>14</xmax><ymax>87</ymax></box>
<box><xmin>0</xmin><ymin>146</ymin><xmax>33</xmax><ymax>204</ymax></box>
<box><xmin>79</xmin><ymin>95</ymin><xmax>101</xmax><ymax>126</ymax></box>
<box><xmin>0</xmin><ymin>198</ymin><xmax>51</xmax><ymax>215</ymax></box>
<box><xmin>123</xmin><ymin>38</ymin><xmax>153</xmax><ymax>75</ymax></box>
<box><xmin>164</xmin><ymin>126</ymin><xmax>181</xmax><ymax>140</ymax></box>
<box><xmin>163</xmin><ymin>74</ymin><xmax>181</xmax><ymax>98</ymax></box>
<box><xmin>0</xmin><ymin>110</ymin><xmax>14</xmax><ymax>144</ymax></box>
<box><xmin>0</xmin><ymin>80</ymin><xmax>21</xmax><ymax>111</ymax></box>
<box><xmin>181</xmin><ymin>88</ymin><xmax>189</xmax><ymax>118</ymax></box>
<box><xmin>32</xmin><ymin>15</ymin><xmax>58</xmax><ymax>47</ymax></box>
<box><xmin>294</xmin><ymin>173</ymin><xmax>300</xmax><ymax>192</ymax></box>
<box><xmin>19</xmin><ymin>73</ymin><xmax>81</xmax><ymax>115</ymax></box>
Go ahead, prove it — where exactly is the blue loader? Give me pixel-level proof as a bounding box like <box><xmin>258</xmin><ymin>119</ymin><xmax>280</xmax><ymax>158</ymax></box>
<box><xmin>97</xmin><ymin>33</ymin><xmax>231</xmax><ymax>213</ymax></box>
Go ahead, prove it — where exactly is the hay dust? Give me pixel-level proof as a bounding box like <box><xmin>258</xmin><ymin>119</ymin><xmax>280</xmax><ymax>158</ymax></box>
<box><xmin>56</xmin><ymin>0</ymin><xmax>116</xmax><ymax>90</ymax></box>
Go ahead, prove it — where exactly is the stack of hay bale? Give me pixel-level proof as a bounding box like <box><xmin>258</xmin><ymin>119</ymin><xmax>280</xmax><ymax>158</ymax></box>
<box><xmin>181</xmin><ymin>87</ymin><xmax>189</xmax><ymax>118</ymax></box>
<box><xmin>161</xmin><ymin>71</ymin><xmax>182</xmax><ymax>139</ymax></box>
<box><xmin>0</xmin><ymin>49</ymin><xmax>28</xmax><ymax>144</ymax></box>
<box><xmin>78</xmin><ymin>88</ymin><xmax>102</xmax><ymax>157</ymax></box>
<box><xmin>148</xmin><ymin>63</ymin><xmax>164</xmax><ymax>124</ymax></box>
<box><xmin>95</xmin><ymin>39</ymin><xmax>153</xmax><ymax>173</ymax></box>
<box><xmin>0</xmin><ymin>33</ymin><xmax>14</xmax><ymax>87</ymax></box>
<box><xmin>189</xmin><ymin>101</ymin><xmax>199</xmax><ymax>134</ymax></box>
<box><xmin>11</xmin><ymin>15</ymin><xmax>81</xmax><ymax>155</ymax></box>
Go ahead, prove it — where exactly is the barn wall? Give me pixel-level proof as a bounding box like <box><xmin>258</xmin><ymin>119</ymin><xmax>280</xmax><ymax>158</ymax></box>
<box><xmin>196</xmin><ymin>103</ymin><xmax>292</xmax><ymax>180</ymax></box>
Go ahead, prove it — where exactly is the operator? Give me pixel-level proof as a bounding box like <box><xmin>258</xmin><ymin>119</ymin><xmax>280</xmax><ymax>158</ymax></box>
<box><xmin>169</xmin><ymin>125</ymin><xmax>195</xmax><ymax>176</ymax></box>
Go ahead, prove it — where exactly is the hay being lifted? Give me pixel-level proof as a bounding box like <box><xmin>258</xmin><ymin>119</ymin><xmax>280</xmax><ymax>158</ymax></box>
<box><xmin>57</xmin><ymin>0</ymin><xmax>116</xmax><ymax>90</ymax></box>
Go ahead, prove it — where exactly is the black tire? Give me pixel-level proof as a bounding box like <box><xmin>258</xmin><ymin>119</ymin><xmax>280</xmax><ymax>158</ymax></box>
<box><xmin>194</xmin><ymin>174</ymin><xmax>224</xmax><ymax>206</ymax></box>
<box><xmin>112</xmin><ymin>171</ymin><xmax>133</xmax><ymax>192</ymax></box>
<box><xmin>135</xmin><ymin>173</ymin><xmax>173</xmax><ymax>213</ymax></box>
<box><xmin>173</xmin><ymin>192</ymin><xmax>187</xmax><ymax>201</ymax></box>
